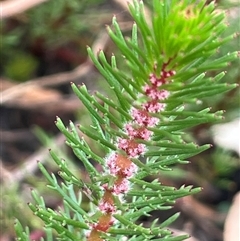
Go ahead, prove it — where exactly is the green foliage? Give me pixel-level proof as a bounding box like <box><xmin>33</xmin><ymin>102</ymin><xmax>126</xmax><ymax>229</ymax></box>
<box><xmin>1</xmin><ymin>0</ymin><xmax>105</xmax><ymax>81</ymax></box>
<box><xmin>15</xmin><ymin>0</ymin><xmax>237</xmax><ymax>240</ymax></box>
<box><xmin>4</xmin><ymin>53</ymin><xmax>38</xmax><ymax>82</ymax></box>
<box><xmin>26</xmin><ymin>0</ymin><xmax>104</xmax><ymax>46</ymax></box>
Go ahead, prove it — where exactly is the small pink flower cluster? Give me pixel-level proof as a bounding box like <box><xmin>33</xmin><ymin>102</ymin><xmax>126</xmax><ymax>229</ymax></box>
<box><xmin>115</xmin><ymin>69</ymin><xmax>176</xmax><ymax>159</ymax></box>
<box><xmin>143</xmin><ymin>70</ymin><xmax>175</xmax><ymax>113</ymax></box>
<box><xmin>107</xmin><ymin>153</ymin><xmax>138</xmax><ymax>178</ymax></box>
<box><xmin>87</xmin><ymin>67</ymin><xmax>175</xmax><ymax>241</ymax></box>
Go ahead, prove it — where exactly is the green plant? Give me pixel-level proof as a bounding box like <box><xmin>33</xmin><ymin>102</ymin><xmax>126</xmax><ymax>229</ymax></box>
<box><xmin>15</xmin><ymin>0</ymin><xmax>238</xmax><ymax>240</ymax></box>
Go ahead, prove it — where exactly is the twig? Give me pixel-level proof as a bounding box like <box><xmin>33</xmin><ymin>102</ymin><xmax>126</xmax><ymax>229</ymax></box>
<box><xmin>1</xmin><ymin>21</ymin><xmax>134</xmax><ymax>107</ymax></box>
<box><xmin>0</xmin><ymin>29</ymin><xmax>109</xmax><ymax>105</ymax></box>
<box><xmin>176</xmin><ymin>196</ymin><xmax>223</xmax><ymax>240</ymax></box>
<box><xmin>0</xmin><ymin>159</ymin><xmax>15</xmax><ymax>185</ymax></box>
<box><xmin>0</xmin><ymin>0</ymin><xmax>48</xmax><ymax>19</ymax></box>
<box><xmin>224</xmin><ymin>192</ymin><xmax>240</xmax><ymax>241</ymax></box>
<box><xmin>5</xmin><ymin>133</ymin><xmax>66</xmax><ymax>184</ymax></box>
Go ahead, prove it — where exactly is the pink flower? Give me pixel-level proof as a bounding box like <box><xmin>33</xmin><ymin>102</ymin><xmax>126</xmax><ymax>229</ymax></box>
<box><xmin>131</xmin><ymin>108</ymin><xmax>148</xmax><ymax>125</ymax></box>
<box><xmin>117</xmin><ymin>138</ymin><xmax>129</xmax><ymax>150</ymax></box>
<box><xmin>122</xmin><ymin>162</ymin><xmax>138</xmax><ymax>177</ymax></box>
<box><xmin>129</xmin><ymin>143</ymin><xmax>146</xmax><ymax>157</ymax></box>
<box><xmin>137</xmin><ymin>128</ymin><xmax>153</xmax><ymax>140</ymax></box>
<box><xmin>142</xmin><ymin>101</ymin><xmax>166</xmax><ymax>113</ymax></box>
<box><xmin>117</xmin><ymin>138</ymin><xmax>146</xmax><ymax>157</ymax></box>
<box><xmin>157</xmin><ymin>90</ymin><xmax>170</xmax><ymax>99</ymax></box>
<box><xmin>124</xmin><ymin>123</ymin><xmax>137</xmax><ymax>138</ymax></box>
<box><xmin>99</xmin><ymin>200</ymin><xmax>116</xmax><ymax>213</ymax></box>
<box><xmin>130</xmin><ymin>108</ymin><xmax>159</xmax><ymax>127</ymax></box>
<box><xmin>143</xmin><ymin>85</ymin><xmax>159</xmax><ymax>99</ymax></box>
<box><xmin>149</xmin><ymin>73</ymin><xmax>158</xmax><ymax>85</ymax></box>
<box><xmin>149</xmin><ymin>69</ymin><xmax>175</xmax><ymax>88</ymax></box>
<box><xmin>143</xmin><ymin>85</ymin><xmax>169</xmax><ymax>100</ymax></box>
<box><xmin>106</xmin><ymin>153</ymin><xmax>137</xmax><ymax>177</ymax></box>
<box><xmin>147</xmin><ymin>117</ymin><xmax>159</xmax><ymax>127</ymax></box>
<box><xmin>113</xmin><ymin>179</ymin><xmax>129</xmax><ymax>194</ymax></box>
<box><xmin>160</xmin><ymin>69</ymin><xmax>176</xmax><ymax>79</ymax></box>
<box><xmin>149</xmin><ymin>73</ymin><xmax>165</xmax><ymax>86</ymax></box>
<box><xmin>124</xmin><ymin>123</ymin><xmax>153</xmax><ymax>140</ymax></box>
<box><xmin>106</xmin><ymin>153</ymin><xmax>120</xmax><ymax>175</ymax></box>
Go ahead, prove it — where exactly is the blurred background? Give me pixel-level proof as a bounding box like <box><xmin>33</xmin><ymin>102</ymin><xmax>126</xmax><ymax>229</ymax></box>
<box><xmin>0</xmin><ymin>0</ymin><xmax>239</xmax><ymax>240</ymax></box>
